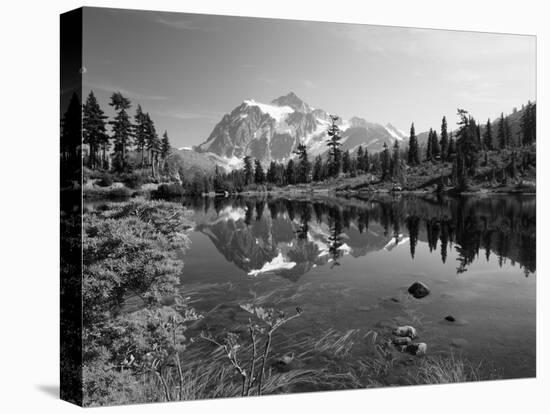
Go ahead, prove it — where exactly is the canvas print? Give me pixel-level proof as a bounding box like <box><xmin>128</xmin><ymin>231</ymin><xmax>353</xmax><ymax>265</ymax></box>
<box><xmin>60</xmin><ymin>7</ymin><xmax>536</xmax><ymax>407</ymax></box>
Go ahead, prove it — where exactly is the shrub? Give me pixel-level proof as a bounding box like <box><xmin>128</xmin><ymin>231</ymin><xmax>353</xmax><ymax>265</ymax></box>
<box><xmin>153</xmin><ymin>183</ymin><xmax>185</xmax><ymax>198</ymax></box>
<box><xmin>106</xmin><ymin>186</ymin><xmax>133</xmax><ymax>198</ymax></box>
<box><xmin>121</xmin><ymin>172</ymin><xmax>146</xmax><ymax>190</ymax></box>
<box><xmin>96</xmin><ymin>173</ymin><xmax>114</xmax><ymax>187</ymax></box>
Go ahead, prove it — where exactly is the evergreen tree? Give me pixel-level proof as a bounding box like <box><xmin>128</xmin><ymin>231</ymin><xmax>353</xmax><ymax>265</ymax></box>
<box><xmin>294</xmin><ymin>143</ymin><xmax>311</xmax><ymax>183</ymax></box>
<box><xmin>243</xmin><ymin>155</ymin><xmax>254</xmax><ymax>185</ymax></box>
<box><xmin>254</xmin><ymin>159</ymin><xmax>265</xmax><ymax>184</ymax></box>
<box><xmin>109</xmin><ymin>92</ymin><xmax>133</xmax><ymax>172</ymax></box>
<box><xmin>426</xmin><ymin>129</ymin><xmax>433</xmax><ymax>161</ymax></box>
<box><xmin>431</xmin><ymin>130</ymin><xmax>441</xmax><ymax>160</ymax></box>
<box><xmin>497</xmin><ymin>112</ymin><xmax>506</xmax><ymax>149</ymax></box>
<box><xmin>267</xmin><ymin>161</ymin><xmax>278</xmax><ymax>184</ymax></box>
<box><xmin>381</xmin><ymin>142</ymin><xmax>390</xmax><ymax>180</ymax></box>
<box><xmin>326</xmin><ymin>115</ymin><xmax>342</xmax><ymax>177</ymax></box>
<box><xmin>448</xmin><ymin>133</ymin><xmax>456</xmax><ymax>158</ymax></box>
<box><xmin>145</xmin><ymin>113</ymin><xmax>161</xmax><ymax>177</ymax></box>
<box><xmin>356</xmin><ymin>146</ymin><xmax>365</xmax><ymax>171</ymax></box>
<box><xmin>363</xmin><ymin>147</ymin><xmax>370</xmax><ymax>172</ymax></box>
<box><xmin>161</xmin><ymin>131</ymin><xmax>171</xmax><ymax>160</ymax></box>
<box><xmin>342</xmin><ymin>150</ymin><xmax>351</xmax><ymax>174</ymax></box>
<box><xmin>408</xmin><ymin>122</ymin><xmax>420</xmax><ymax>165</ymax></box>
<box><xmin>440</xmin><ymin>116</ymin><xmax>449</xmax><ymax>161</ymax></box>
<box><xmin>312</xmin><ymin>155</ymin><xmax>324</xmax><ymax>181</ymax></box>
<box><xmin>483</xmin><ymin>118</ymin><xmax>493</xmax><ymax>150</ymax></box>
<box><xmin>82</xmin><ymin>91</ymin><xmax>108</xmax><ymax>169</ymax></box>
<box><xmin>390</xmin><ymin>140</ymin><xmax>403</xmax><ymax>182</ymax></box>
<box><xmin>285</xmin><ymin>159</ymin><xmax>296</xmax><ymax>185</ymax></box>
<box><xmin>455</xmin><ymin>109</ymin><xmax>480</xmax><ymax>186</ymax></box>
<box><xmin>133</xmin><ymin>104</ymin><xmax>148</xmax><ymax>168</ymax></box>
<box><xmin>504</xmin><ymin>117</ymin><xmax>511</xmax><ymax>147</ymax></box>
<box><xmin>521</xmin><ymin>101</ymin><xmax>536</xmax><ymax>146</ymax></box>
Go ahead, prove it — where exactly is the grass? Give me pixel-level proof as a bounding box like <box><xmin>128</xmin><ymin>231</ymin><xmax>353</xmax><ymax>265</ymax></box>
<box><xmin>411</xmin><ymin>353</ymin><xmax>493</xmax><ymax>384</ymax></box>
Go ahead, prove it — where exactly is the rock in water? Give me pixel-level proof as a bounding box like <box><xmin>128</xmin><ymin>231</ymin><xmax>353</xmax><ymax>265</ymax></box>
<box><xmin>445</xmin><ymin>315</ymin><xmax>456</xmax><ymax>322</ymax></box>
<box><xmin>392</xmin><ymin>326</ymin><xmax>418</xmax><ymax>339</ymax></box>
<box><xmin>404</xmin><ymin>343</ymin><xmax>428</xmax><ymax>356</ymax></box>
<box><xmin>408</xmin><ymin>281</ymin><xmax>430</xmax><ymax>298</ymax></box>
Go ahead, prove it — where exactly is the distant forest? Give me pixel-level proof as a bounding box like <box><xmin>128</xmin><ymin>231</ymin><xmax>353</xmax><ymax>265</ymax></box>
<box><xmin>61</xmin><ymin>90</ymin><xmax>536</xmax><ymax>195</ymax></box>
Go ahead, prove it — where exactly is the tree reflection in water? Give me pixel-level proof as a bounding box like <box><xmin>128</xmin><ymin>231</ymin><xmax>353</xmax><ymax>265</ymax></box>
<box><xmin>184</xmin><ymin>194</ymin><xmax>535</xmax><ymax>280</ymax></box>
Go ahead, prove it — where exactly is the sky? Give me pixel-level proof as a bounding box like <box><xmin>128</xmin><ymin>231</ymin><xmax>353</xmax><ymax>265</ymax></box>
<box><xmin>82</xmin><ymin>7</ymin><xmax>536</xmax><ymax>149</ymax></box>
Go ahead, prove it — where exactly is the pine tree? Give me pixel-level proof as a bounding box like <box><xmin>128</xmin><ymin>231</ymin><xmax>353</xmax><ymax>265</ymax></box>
<box><xmin>497</xmin><ymin>112</ymin><xmax>506</xmax><ymax>149</ymax></box>
<box><xmin>133</xmin><ymin>104</ymin><xmax>148</xmax><ymax>168</ymax></box>
<box><xmin>254</xmin><ymin>160</ymin><xmax>265</xmax><ymax>184</ymax></box>
<box><xmin>161</xmin><ymin>131</ymin><xmax>171</xmax><ymax>160</ymax></box>
<box><xmin>483</xmin><ymin>118</ymin><xmax>493</xmax><ymax>150</ymax></box>
<box><xmin>521</xmin><ymin>101</ymin><xmax>536</xmax><ymax>146</ymax></box>
<box><xmin>426</xmin><ymin>129</ymin><xmax>433</xmax><ymax>161</ymax></box>
<box><xmin>408</xmin><ymin>122</ymin><xmax>420</xmax><ymax>165</ymax></box>
<box><xmin>431</xmin><ymin>130</ymin><xmax>440</xmax><ymax>160</ymax></box>
<box><xmin>448</xmin><ymin>133</ymin><xmax>456</xmax><ymax>158</ymax></box>
<box><xmin>326</xmin><ymin>115</ymin><xmax>342</xmax><ymax>177</ymax></box>
<box><xmin>363</xmin><ymin>147</ymin><xmax>370</xmax><ymax>172</ymax></box>
<box><xmin>294</xmin><ymin>143</ymin><xmax>311</xmax><ymax>183</ymax></box>
<box><xmin>285</xmin><ymin>159</ymin><xmax>296</xmax><ymax>185</ymax></box>
<box><xmin>356</xmin><ymin>146</ymin><xmax>365</xmax><ymax>171</ymax></box>
<box><xmin>267</xmin><ymin>161</ymin><xmax>278</xmax><ymax>184</ymax></box>
<box><xmin>381</xmin><ymin>142</ymin><xmax>390</xmax><ymax>180</ymax></box>
<box><xmin>82</xmin><ymin>91</ymin><xmax>108</xmax><ymax>169</ymax></box>
<box><xmin>390</xmin><ymin>140</ymin><xmax>403</xmax><ymax>182</ymax></box>
<box><xmin>504</xmin><ymin>117</ymin><xmax>511</xmax><ymax>147</ymax></box>
<box><xmin>440</xmin><ymin>116</ymin><xmax>449</xmax><ymax>161</ymax></box>
<box><xmin>342</xmin><ymin>150</ymin><xmax>351</xmax><ymax>174</ymax></box>
<box><xmin>109</xmin><ymin>92</ymin><xmax>133</xmax><ymax>172</ymax></box>
<box><xmin>312</xmin><ymin>155</ymin><xmax>323</xmax><ymax>181</ymax></box>
<box><xmin>243</xmin><ymin>156</ymin><xmax>254</xmax><ymax>185</ymax></box>
<box><xmin>145</xmin><ymin>113</ymin><xmax>161</xmax><ymax>177</ymax></box>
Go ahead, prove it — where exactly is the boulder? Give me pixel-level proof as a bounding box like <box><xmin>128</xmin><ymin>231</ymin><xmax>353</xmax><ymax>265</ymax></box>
<box><xmin>408</xmin><ymin>281</ymin><xmax>430</xmax><ymax>298</ymax></box>
<box><xmin>392</xmin><ymin>337</ymin><xmax>412</xmax><ymax>346</ymax></box>
<box><xmin>392</xmin><ymin>325</ymin><xmax>418</xmax><ymax>339</ymax></box>
<box><xmin>404</xmin><ymin>342</ymin><xmax>427</xmax><ymax>356</ymax></box>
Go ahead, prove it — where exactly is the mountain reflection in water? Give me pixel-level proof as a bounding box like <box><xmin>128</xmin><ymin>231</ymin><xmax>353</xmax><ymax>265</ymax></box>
<box><xmin>182</xmin><ymin>194</ymin><xmax>535</xmax><ymax>281</ymax></box>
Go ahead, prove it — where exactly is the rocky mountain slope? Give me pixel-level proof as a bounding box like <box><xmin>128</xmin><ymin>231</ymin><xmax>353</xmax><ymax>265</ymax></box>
<box><xmin>196</xmin><ymin>92</ymin><xmax>406</xmax><ymax>165</ymax></box>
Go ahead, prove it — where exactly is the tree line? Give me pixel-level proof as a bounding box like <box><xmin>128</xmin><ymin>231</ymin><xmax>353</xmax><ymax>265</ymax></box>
<box><xmin>206</xmin><ymin>101</ymin><xmax>535</xmax><ymax>193</ymax></box>
<box><xmin>81</xmin><ymin>90</ymin><xmax>172</xmax><ymax>177</ymax></box>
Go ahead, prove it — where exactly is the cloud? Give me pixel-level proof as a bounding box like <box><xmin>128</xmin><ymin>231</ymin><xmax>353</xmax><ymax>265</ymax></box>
<box><xmin>155</xmin><ymin>15</ymin><xmax>219</xmax><ymax>31</ymax></box>
<box><xmin>83</xmin><ymin>81</ymin><xmax>169</xmax><ymax>101</ymax></box>
<box><xmin>152</xmin><ymin>109</ymin><xmax>223</xmax><ymax>121</ymax></box>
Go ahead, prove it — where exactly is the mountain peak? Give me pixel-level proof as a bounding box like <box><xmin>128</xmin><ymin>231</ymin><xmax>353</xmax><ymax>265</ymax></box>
<box><xmin>271</xmin><ymin>92</ymin><xmax>311</xmax><ymax>113</ymax></box>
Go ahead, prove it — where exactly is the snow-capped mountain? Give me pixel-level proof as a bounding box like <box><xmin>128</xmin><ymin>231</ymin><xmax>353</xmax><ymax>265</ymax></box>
<box><xmin>196</xmin><ymin>92</ymin><xmax>407</xmax><ymax>165</ymax></box>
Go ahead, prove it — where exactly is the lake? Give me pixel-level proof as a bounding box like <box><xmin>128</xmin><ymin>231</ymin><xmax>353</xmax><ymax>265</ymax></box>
<box><xmin>174</xmin><ymin>194</ymin><xmax>536</xmax><ymax>382</ymax></box>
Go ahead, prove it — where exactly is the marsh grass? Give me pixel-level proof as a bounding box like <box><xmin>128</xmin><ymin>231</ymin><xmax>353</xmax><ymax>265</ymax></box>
<box><xmin>411</xmin><ymin>353</ymin><xmax>492</xmax><ymax>384</ymax></box>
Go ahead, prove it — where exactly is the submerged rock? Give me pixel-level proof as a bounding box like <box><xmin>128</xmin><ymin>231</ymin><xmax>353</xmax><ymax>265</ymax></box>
<box><xmin>450</xmin><ymin>338</ymin><xmax>469</xmax><ymax>348</ymax></box>
<box><xmin>408</xmin><ymin>281</ymin><xmax>431</xmax><ymax>298</ymax></box>
<box><xmin>404</xmin><ymin>342</ymin><xmax>427</xmax><ymax>356</ymax></box>
<box><xmin>393</xmin><ymin>325</ymin><xmax>418</xmax><ymax>339</ymax></box>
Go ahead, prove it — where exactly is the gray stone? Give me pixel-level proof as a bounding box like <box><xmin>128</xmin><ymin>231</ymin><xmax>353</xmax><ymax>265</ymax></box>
<box><xmin>404</xmin><ymin>342</ymin><xmax>428</xmax><ymax>356</ymax></box>
<box><xmin>392</xmin><ymin>337</ymin><xmax>412</xmax><ymax>346</ymax></box>
<box><xmin>392</xmin><ymin>325</ymin><xmax>418</xmax><ymax>339</ymax></box>
<box><xmin>408</xmin><ymin>281</ymin><xmax>431</xmax><ymax>298</ymax></box>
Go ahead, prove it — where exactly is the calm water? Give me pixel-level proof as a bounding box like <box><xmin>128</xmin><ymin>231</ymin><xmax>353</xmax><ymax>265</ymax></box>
<box><xmin>176</xmin><ymin>194</ymin><xmax>536</xmax><ymax>380</ymax></box>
